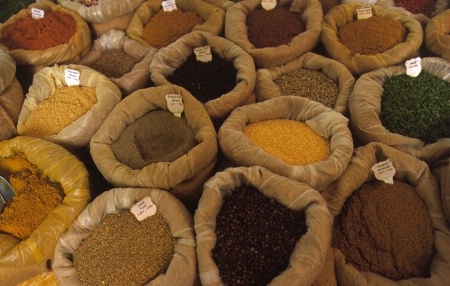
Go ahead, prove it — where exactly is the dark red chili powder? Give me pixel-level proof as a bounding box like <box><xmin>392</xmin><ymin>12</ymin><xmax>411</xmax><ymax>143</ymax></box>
<box><xmin>394</xmin><ymin>0</ymin><xmax>436</xmax><ymax>17</ymax></box>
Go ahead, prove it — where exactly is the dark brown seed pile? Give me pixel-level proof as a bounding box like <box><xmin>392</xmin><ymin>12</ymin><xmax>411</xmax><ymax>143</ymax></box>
<box><xmin>212</xmin><ymin>185</ymin><xmax>307</xmax><ymax>285</ymax></box>
<box><xmin>91</xmin><ymin>49</ymin><xmax>140</xmax><ymax>79</ymax></box>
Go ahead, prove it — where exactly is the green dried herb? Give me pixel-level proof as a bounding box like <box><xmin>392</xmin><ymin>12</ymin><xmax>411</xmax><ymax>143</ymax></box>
<box><xmin>0</xmin><ymin>0</ymin><xmax>35</xmax><ymax>23</ymax></box>
<box><xmin>379</xmin><ymin>71</ymin><xmax>450</xmax><ymax>144</ymax></box>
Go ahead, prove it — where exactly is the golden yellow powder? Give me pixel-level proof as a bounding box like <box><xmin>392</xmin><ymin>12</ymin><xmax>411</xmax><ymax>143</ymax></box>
<box><xmin>243</xmin><ymin>119</ymin><xmax>331</xmax><ymax>166</ymax></box>
<box><xmin>20</xmin><ymin>86</ymin><xmax>97</xmax><ymax>137</ymax></box>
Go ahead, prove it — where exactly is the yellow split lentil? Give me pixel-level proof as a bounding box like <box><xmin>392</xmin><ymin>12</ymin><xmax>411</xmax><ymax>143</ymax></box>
<box><xmin>243</xmin><ymin>119</ymin><xmax>331</xmax><ymax>166</ymax></box>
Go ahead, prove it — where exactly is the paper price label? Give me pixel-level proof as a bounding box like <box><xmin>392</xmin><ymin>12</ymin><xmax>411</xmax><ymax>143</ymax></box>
<box><xmin>405</xmin><ymin>57</ymin><xmax>422</xmax><ymax>77</ymax></box>
<box><xmin>131</xmin><ymin>197</ymin><xmax>157</xmax><ymax>221</ymax></box>
<box><xmin>162</xmin><ymin>0</ymin><xmax>177</xmax><ymax>12</ymax></box>
<box><xmin>371</xmin><ymin>159</ymin><xmax>396</xmax><ymax>184</ymax></box>
<box><xmin>261</xmin><ymin>0</ymin><xmax>277</xmax><ymax>10</ymax></box>
<box><xmin>31</xmin><ymin>8</ymin><xmax>45</xmax><ymax>19</ymax></box>
<box><xmin>165</xmin><ymin>94</ymin><xmax>184</xmax><ymax>117</ymax></box>
<box><xmin>357</xmin><ymin>5</ymin><xmax>373</xmax><ymax>20</ymax></box>
<box><xmin>194</xmin><ymin>45</ymin><xmax>212</xmax><ymax>62</ymax></box>
<box><xmin>64</xmin><ymin>69</ymin><xmax>80</xmax><ymax>86</ymax></box>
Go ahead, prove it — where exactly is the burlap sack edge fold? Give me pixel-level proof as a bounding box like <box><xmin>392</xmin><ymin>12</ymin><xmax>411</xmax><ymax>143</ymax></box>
<box><xmin>425</xmin><ymin>9</ymin><xmax>450</xmax><ymax>62</ymax></box>
<box><xmin>0</xmin><ymin>49</ymin><xmax>15</xmax><ymax>94</ymax></box>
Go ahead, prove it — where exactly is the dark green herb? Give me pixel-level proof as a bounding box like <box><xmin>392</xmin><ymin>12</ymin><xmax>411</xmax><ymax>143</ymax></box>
<box><xmin>379</xmin><ymin>71</ymin><xmax>450</xmax><ymax>144</ymax></box>
<box><xmin>0</xmin><ymin>0</ymin><xmax>35</xmax><ymax>23</ymax></box>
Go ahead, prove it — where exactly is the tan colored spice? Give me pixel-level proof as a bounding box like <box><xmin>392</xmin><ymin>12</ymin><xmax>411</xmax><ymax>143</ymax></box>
<box><xmin>243</xmin><ymin>119</ymin><xmax>331</xmax><ymax>166</ymax></box>
<box><xmin>20</xmin><ymin>86</ymin><xmax>97</xmax><ymax>137</ymax></box>
<box><xmin>91</xmin><ymin>49</ymin><xmax>140</xmax><ymax>78</ymax></box>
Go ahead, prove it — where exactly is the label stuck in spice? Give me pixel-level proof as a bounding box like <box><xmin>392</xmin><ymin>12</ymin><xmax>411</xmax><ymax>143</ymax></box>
<box><xmin>162</xmin><ymin>0</ymin><xmax>177</xmax><ymax>12</ymax></box>
<box><xmin>371</xmin><ymin>159</ymin><xmax>396</xmax><ymax>184</ymax></box>
<box><xmin>165</xmin><ymin>94</ymin><xmax>184</xmax><ymax>117</ymax></box>
<box><xmin>357</xmin><ymin>5</ymin><xmax>373</xmax><ymax>20</ymax></box>
<box><xmin>405</xmin><ymin>57</ymin><xmax>422</xmax><ymax>77</ymax></box>
<box><xmin>64</xmin><ymin>69</ymin><xmax>80</xmax><ymax>86</ymax></box>
<box><xmin>31</xmin><ymin>8</ymin><xmax>45</xmax><ymax>19</ymax></box>
<box><xmin>194</xmin><ymin>45</ymin><xmax>212</xmax><ymax>62</ymax></box>
<box><xmin>261</xmin><ymin>0</ymin><xmax>277</xmax><ymax>10</ymax></box>
<box><xmin>131</xmin><ymin>197</ymin><xmax>157</xmax><ymax>221</ymax></box>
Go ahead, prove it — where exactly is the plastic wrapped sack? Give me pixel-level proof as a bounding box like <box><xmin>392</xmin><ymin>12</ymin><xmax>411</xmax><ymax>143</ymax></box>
<box><xmin>425</xmin><ymin>9</ymin><xmax>450</xmax><ymax>62</ymax></box>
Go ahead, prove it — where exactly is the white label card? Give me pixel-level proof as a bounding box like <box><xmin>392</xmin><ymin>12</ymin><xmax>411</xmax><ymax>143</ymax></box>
<box><xmin>31</xmin><ymin>8</ymin><xmax>45</xmax><ymax>19</ymax></box>
<box><xmin>162</xmin><ymin>0</ymin><xmax>177</xmax><ymax>12</ymax></box>
<box><xmin>357</xmin><ymin>5</ymin><xmax>373</xmax><ymax>20</ymax></box>
<box><xmin>405</xmin><ymin>57</ymin><xmax>422</xmax><ymax>77</ymax></box>
<box><xmin>261</xmin><ymin>0</ymin><xmax>277</xmax><ymax>10</ymax></box>
<box><xmin>194</xmin><ymin>45</ymin><xmax>212</xmax><ymax>62</ymax></box>
<box><xmin>165</xmin><ymin>94</ymin><xmax>184</xmax><ymax>118</ymax></box>
<box><xmin>131</xmin><ymin>197</ymin><xmax>157</xmax><ymax>221</ymax></box>
<box><xmin>64</xmin><ymin>69</ymin><xmax>80</xmax><ymax>86</ymax></box>
<box><xmin>371</xmin><ymin>159</ymin><xmax>396</xmax><ymax>185</ymax></box>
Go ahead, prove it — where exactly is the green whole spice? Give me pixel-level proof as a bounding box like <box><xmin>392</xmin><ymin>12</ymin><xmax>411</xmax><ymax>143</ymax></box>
<box><xmin>0</xmin><ymin>0</ymin><xmax>35</xmax><ymax>23</ymax></box>
<box><xmin>379</xmin><ymin>71</ymin><xmax>450</xmax><ymax>144</ymax></box>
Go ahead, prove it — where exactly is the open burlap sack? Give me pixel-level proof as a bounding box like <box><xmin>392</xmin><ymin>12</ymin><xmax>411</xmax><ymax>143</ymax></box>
<box><xmin>76</xmin><ymin>29</ymin><xmax>157</xmax><ymax>96</ymax></box>
<box><xmin>321</xmin><ymin>3</ymin><xmax>423</xmax><ymax>76</ymax></box>
<box><xmin>322</xmin><ymin>142</ymin><xmax>450</xmax><ymax>286</ymax></box>
<box><xmin>126</xmin><ymin>0</ymin><xmax>225</xmax><ymax>48</ymax></box>
<box><xmin>150</xmin><ymin>30</ymin><xmax>256</xmax><ymax>121</ymax></box>
<box><xmin>425</xmin><ymin>9</ymin><xmax>450</xmax><ymax>61</ymax></box>
<box><xmin>431</xmin><ymin>156</ymin><xmax>450</xmax><ymax>224</ymax></box>
<box><xmin>218</xmin><ymin>96</ymin><xmax>353</xmax><ymax>191</ymax></box>
<box><xmin>0</xmin><ymin>136</ymin><xmax>90</xmax><ymax>285</ymax></box>
<box><xmin>194</xmin><ymin>166</ymin><xmax>332</xmax><ymax>285</ymax></box>
<box><xmin>255</xmin><ymin>52</ymin><xmax>355</xmax><ymax>115</ymax></box>
<box><xmin>53</xmin><ymin>187</ymin><xmax>197</xmax><ymax>286</ymax></box>
<box><xmin>90</xmin><ymin>85</ymin><xmax>218</xmax><ymax>212</ymax></box>
<box><xmin>348</xmin><ymin>57</ymin><xmax>450</xmax><ymax>164</ymax></box>
<box><xmin>225</xmin><ymin>0</ymin><xmax>323</xmax><ymax>68</ymax></box>
<box><xmin>0</xmin><ymin>1</ymin><xmax>91</xmax><ymax>67</ymax></box>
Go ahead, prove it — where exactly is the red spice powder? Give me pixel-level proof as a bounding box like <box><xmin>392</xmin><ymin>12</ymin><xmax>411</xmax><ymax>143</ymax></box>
<box><xmin>394</xmin><ymin>0</ymin><xmax>436</xmax><ymax>17</ymax></box>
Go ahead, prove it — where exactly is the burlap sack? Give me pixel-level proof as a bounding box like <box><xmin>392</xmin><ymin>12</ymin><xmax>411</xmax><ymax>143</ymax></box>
<box><xmin>0</xmin><ymin>1</ymin><xmax>92</xmax><ymax>66</ymax></box>
<box><xmin>431</xmin><ymin>157</ymin><xmax>450</xmax><ymax>224</ymax></box>
<box><xmin>322</xmin><ymin>142</ymin><xmax>450</xmax><ymax>286</ymax></box>
<box><xmin>202</xmin><ymin>0</ymin><xmax>236</xmax><ymax>11</ymax></box>
<box><xmin>254</xmin><ymin>52</ymin><xmax>355</xmax><ymax>115</ymax></box>
<box><xmin>0</xmin><ymin>136</ymin><xmax>90</xmax><ymax>282</ymax></box>
<box><xmin>218</xmin><ymin>96</ymin><xmax>354</xmax><ymax>191</ymax></box>
<box><xmin>225</xmin><ymin>0</ymin><xmax>323</xmax><ymax>68</ymax></box>
<box><xmin>76</xmin><ymin>29</ymin><xmax>157</xmax><ymax>96</ymax></box>
<box><xmin>348</xmin><ymin>57</ymin><xmax>450</xmax><ymax>164</ymax></box>
<box><xmin>312</xmin><ymin>247</ymin><xmax>337</xmax><ymax>286</ymax></box>
<box><xmin>53</xmin><ymin>188</ymin><xmax>197</xmax><ymax>286</ymax></box>
<box><xmin>89</xmin><ymin>85</ymin><xmax>218</xmax><ymax>211</ymax></box>
<box><xmin>425</xmin><ymin>9</ymin><xmax>450</xmax><ymax>62</ymax></box>
<box><xmin>126</xmin><ymin>0</ymin><xmax>225</xmax><ymax>48</ymax></box>
<box><xmin>321</xmin><ymin>3</ymin><xmax>423</xmax><ymax>75</ymax></box>
<box><xmin>150</xmin><ymin>30</ymin><xmax>256</xmax><ymax>121</ymax></box>
<box><xmin>194</xmin><ymin>166</ymin><xmax>333</xmax><ymax>285</ymax></box>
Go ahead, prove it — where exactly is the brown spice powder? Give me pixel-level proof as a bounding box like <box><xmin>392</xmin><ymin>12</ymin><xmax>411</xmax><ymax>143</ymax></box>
<box><xmin>91</xmin><ymin>49</ymin><xmax>140</xmax><ymax>79</ymax></box>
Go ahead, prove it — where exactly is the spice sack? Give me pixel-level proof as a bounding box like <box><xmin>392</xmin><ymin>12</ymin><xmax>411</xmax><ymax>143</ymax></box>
<box><xmin>348</xmin><ymin>57</ymin><xmax>450</xmax><ymax>164</ymax></box>
<box><xmin>431</xmin><ymin>156</ymin><xmax>450</xmax><ymax>224</ymax></box>
<box><xmin>218</xmin><ymin>96</ymin><xmax>353</xmax><ymax>191</ymax></box>
<box><xmin>0</xmin><ymin>136</ymin><xmax>90</xmax><ymax>272</ymax></box>
<box><xmin>255</xmin><ymin>51</ymin><xmax>355</xmax><ymax>115</ymax></box>
<box><xmin>322</xmin><ymin>142</ymin><xmax>450</xmax><ymax>286</ymax></box>
<box><xmin>16</xmin><ymin>64</ymin><xmax>122</xmax><ymax>150</ymax></box>
<box><xmin>425</xmin><ymin>9</ymin><xmax>450</xmax><ymax>62</ymax></box>
<box><xmin>53</xmin><ymin>188</ymin><xmax>197</xmax><ymax>286</ymax></box>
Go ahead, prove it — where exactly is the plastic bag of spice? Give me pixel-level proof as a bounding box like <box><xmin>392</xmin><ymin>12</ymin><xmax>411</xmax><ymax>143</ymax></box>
<box><xmin>150</xmin><ymin>30</ymin><xmax>256</xmax><ymax>122</ymax></box>
<box><xmin>16</xmin><ymin>64</ymin><xmax>122</xmax><ymax>150</ymax></box>
<box><xmin>0</xmin><ymin>136</ymin><xmax>90</xmax><ymax>281</ymax></box>
<box><xmin>254</xmin><ymin>52</ymin><xmax>355</xmax><ymax>115</ymax></box>
<box><xmin>348</xmin><ymin>57</ymin><xmax>450</xmax><ymax>164</ymax></box>
<box><xmin>431</xmin><ymin>157</ymin><xmax>450</xmax><ymax>224</ymax></box>
<box><xmin>53</xmin><ymin>187</ymin><xmax>197</xmax><ymax>286</ymax></box>
<box><xmin>218</xmin><ymin>96</ymin><xmax>354</xmax><ymax>191</ymax></box>
<box><xmin>76</xmin><ymin>29</ymin><xmax>157</xmax><ymax>96</ymax></box>
<box><xmin>194</xmin><ymin>166</ymin><xmax>333</xmax><ymax>285</ymax></box>
<box><xmin>321</xmin><ymin>142</ymin><xmax>450</xmax><ymax>286</ymax></box>
<box><xmin>321</xmin><ymin>3</ymin><xmax>423</xmax><ymax>76</ymax></box>
<box><xmin>89</xmin><ymin>84</ymin><xmax>218</xmax><ymax>212</ymax></box>
<box><xmin>425</xmin><ymin>9</ymin><xmax>450</xmax><ymax>62</ymax></box>
<box><xmin>224</xmin><ymin>0</ymin><xmax>323</xmax><ymax>68</ymax></box>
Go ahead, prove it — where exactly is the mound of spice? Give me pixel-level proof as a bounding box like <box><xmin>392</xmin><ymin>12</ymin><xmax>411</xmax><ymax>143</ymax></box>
<box><xmin>394</xmin><ymin>0</ymin><xmax>436</xmax><ymax>17</ymax></box>
<box><xmin>70</xmin><ymin>0</ymin><xmax>99</xmax><ymax>7</ymax></box>
<box><xmin>332</xmin><ymin>179</ymin><xmax>433</xmax><ymax>280</ymax></box>
<box><xmin>243</xmin><ymin>119</ymin><xmax>331</xmax><ymax>165</ymax></box>
<box><xmin>246</xmin><ymin>6</ymin><xmax>304</xmax><ymax>48</ymax></box>
<box><xmin>1</xmin><ymin>10</ymin><xmax>77</xmax><ymax>50</ymax></box>
<box><xmin>273</xmin><ymin>69</ymin><xmax>339</xmax><ymax>108</ymax></box>
<box><xmin>0</xmin><ymin>154</ymin><xmax>64</xmax><ymax>240</ymax></box>
<box><xmin>0</xmin><ymin>0</ymin><xmax>36</xmax><ymax>23</ymax></box>
<box><xmin>91</xmin><ymin>49</ymin><xmax>140</xmax><ymax>78</ymax></box>
<box><xmin>142</xmin><ymin>9</ymin><xmax>204</xmax><ymax>48</ymax></box>
<box><xmin>338</xmin><ymin>15</ymin><xmax>406</xmax><ymax>55</ymax></box>
<box><xmin>19</xmin><ymin>86</ymin><xmax>97</xmax><ymax>138</ymax></box>
<box><xmin>111</xmin><ymin>109</ymin><xmax>198</xmax><ymax>170</ymax></box>
<box><xmin>379</xmin><ymin>71</ymin><xmax>450</xmax><ymax>144</ymax></box>
<box><xmin>167</xmin><ymin>51</ymin><xmax>237</xmax><ymax>103</ymax></box>
<box><xmin>73</xmin><ymin>211</ymin><xmax>176</xmax><ymax>285</ymax></box>
<box><xmin>213</xmin><ymin>185</ymin><xmax>307</xmax><ymax>285</ymax></box>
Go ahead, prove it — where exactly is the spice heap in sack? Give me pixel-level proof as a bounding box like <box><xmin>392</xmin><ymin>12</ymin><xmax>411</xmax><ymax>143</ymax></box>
<box><xmin>225</xmin><ymin>0</ymin><xmax>323</xmax><ymax>68</ymax></box>
<box><xmin>150</xmin><ymin>30</ymin><xmax>256</xmax><ymax>122</ymax></box>
<box><xmin>53</xmin><ymin>188</ymin><xmax>197</xmax><ymax>286</ymax></box>
<box><xmin>321</xmin><ymin>3</ymin><xmax>423</xmax><ymax>75</ymax></box>
<box><xmin>218</xmin><ymin>96</ymin><xmax>353</xmax><ymax>191</ymax></box>
<box><xmin>349</xmin><ymin>57</ymin><xmax>450</xmax><ymax>164</ymax></box>
<box><xmin>255</xmin><ymin>52</ymin><xmax>355</xmax><ymax>115</ymax></box>
<box><xmin>194</xmin><ymin>166</ymin><xmax>332</xmax><ymax>286</ymax></box>
<box><xmin>425</xmin><ymin>9</ymin><xmax>450</xmax><ymax>62</ymax></box>
<box><xmin>322</xmin><ymin>142</ymin><xmax>450</xmax><ymax>286</ymax></box>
